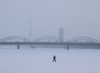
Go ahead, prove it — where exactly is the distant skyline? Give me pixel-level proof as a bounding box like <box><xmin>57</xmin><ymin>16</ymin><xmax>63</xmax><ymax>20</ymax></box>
<box><xmin>0</xmin><ymin>0</ymin><xmax>100</xmax><ymax>41</ymax></box>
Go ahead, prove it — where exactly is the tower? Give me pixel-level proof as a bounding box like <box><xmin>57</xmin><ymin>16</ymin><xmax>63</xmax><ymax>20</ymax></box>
<box><xmin>29</xmin><ymin>1</ymin><xmax>32</xmax><ymax>41</ymax></box>
<box><xmin>29</xmin><ymin>17</ymin><xmax>32</xmax><ymax>41</ymax></box>
<box><xmin>59</xmin><ymin>28</ymin><xmax>64</xmax><ymax>42</ymax></box>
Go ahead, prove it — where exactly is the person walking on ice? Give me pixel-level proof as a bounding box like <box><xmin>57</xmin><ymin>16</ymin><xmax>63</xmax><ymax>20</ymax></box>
<box><xmin>52</xmin><ymin>55</ymin><xmax>56</xmax><ymax>62</ymax></box>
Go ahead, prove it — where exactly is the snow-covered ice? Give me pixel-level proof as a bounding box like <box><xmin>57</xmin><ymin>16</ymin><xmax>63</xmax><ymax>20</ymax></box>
<box><xmin>0</xmin><ymin>48</ymin><xmax>100</xmax><ymax>73</ymax></box>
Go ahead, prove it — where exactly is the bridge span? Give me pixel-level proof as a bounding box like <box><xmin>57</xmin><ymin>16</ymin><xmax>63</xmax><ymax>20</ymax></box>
<box><xmin>0</xmin><ymin>42</ymin><xmax>100</xmax><ymax>49</ymax></box>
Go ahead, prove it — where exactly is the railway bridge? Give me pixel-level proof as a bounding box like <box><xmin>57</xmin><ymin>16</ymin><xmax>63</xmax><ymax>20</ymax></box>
<box><xmin>0</xmin><ymin>36</ymin><xmax>100</xmax><ymax>49</ymax></box>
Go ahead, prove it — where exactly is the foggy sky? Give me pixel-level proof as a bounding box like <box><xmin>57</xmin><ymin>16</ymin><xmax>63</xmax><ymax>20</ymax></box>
<box><xmin>0</xmin><ymin>0</ymin><xmax>100</xmax><ymax>41</ymax></box>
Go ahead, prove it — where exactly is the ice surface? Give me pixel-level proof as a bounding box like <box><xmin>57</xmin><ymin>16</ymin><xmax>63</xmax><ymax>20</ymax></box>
<box><xmin>0</xmin><ymin>48</ymin><xmax>100</xmax><ymax>73</ymax></box>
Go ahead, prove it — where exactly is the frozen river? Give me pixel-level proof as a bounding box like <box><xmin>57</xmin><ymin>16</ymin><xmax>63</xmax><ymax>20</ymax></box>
<box><xmin>0</xmin><ymin>48</ymin><xmax>100</xmax><ymax>73</ymax></box>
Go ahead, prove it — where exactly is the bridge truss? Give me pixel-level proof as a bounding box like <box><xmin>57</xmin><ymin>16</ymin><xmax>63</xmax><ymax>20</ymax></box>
<box><xmin>0</xmin><ymin>36</ymin><xmax>30</xmax><ymax>42</ymax></box>
<box><xmin>67</xmin><ymin>37</ymin><xmax>100</xmax><ymax>43</ymax></box>
<box><xmin>33</xmin><ymin>36</ymin><xmax>60</xmax><ymax>42</ymax></box>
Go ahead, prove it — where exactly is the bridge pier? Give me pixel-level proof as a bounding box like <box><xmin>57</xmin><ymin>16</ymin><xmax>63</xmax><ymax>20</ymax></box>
<box><xmin>65</xmin><ymin>45</ymin><xmax>69</xmax><ymax>50</ymax></box>
<box><xmin>67</xmin><ymin>45</ymin><xmax>69</xmax><ymax>50</ymax></box>
<box><xmin>17</xmin><ymin>44</ymin><xmax>20</xmax><ymax>49</ymax></box>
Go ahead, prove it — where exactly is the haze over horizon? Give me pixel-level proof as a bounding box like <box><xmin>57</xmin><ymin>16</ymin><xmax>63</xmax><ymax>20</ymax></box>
<box><xmin>0</xmin><ymin>0</ymin><xmax>100</xmax><ymax>41</ymax></box>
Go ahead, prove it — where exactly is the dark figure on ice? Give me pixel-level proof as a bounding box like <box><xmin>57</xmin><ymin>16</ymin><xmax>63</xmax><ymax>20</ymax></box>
<box><xmin>52</xmin><ymin>55</ymin><xmax>56</xmax><ymax>62</ymax></box>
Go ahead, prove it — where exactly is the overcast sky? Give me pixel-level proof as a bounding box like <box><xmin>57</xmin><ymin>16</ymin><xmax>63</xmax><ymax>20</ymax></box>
<box><xmin>0</xmin><ymin>0</ymin><xmax>100</xmax><ymax>41</ymax></box>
